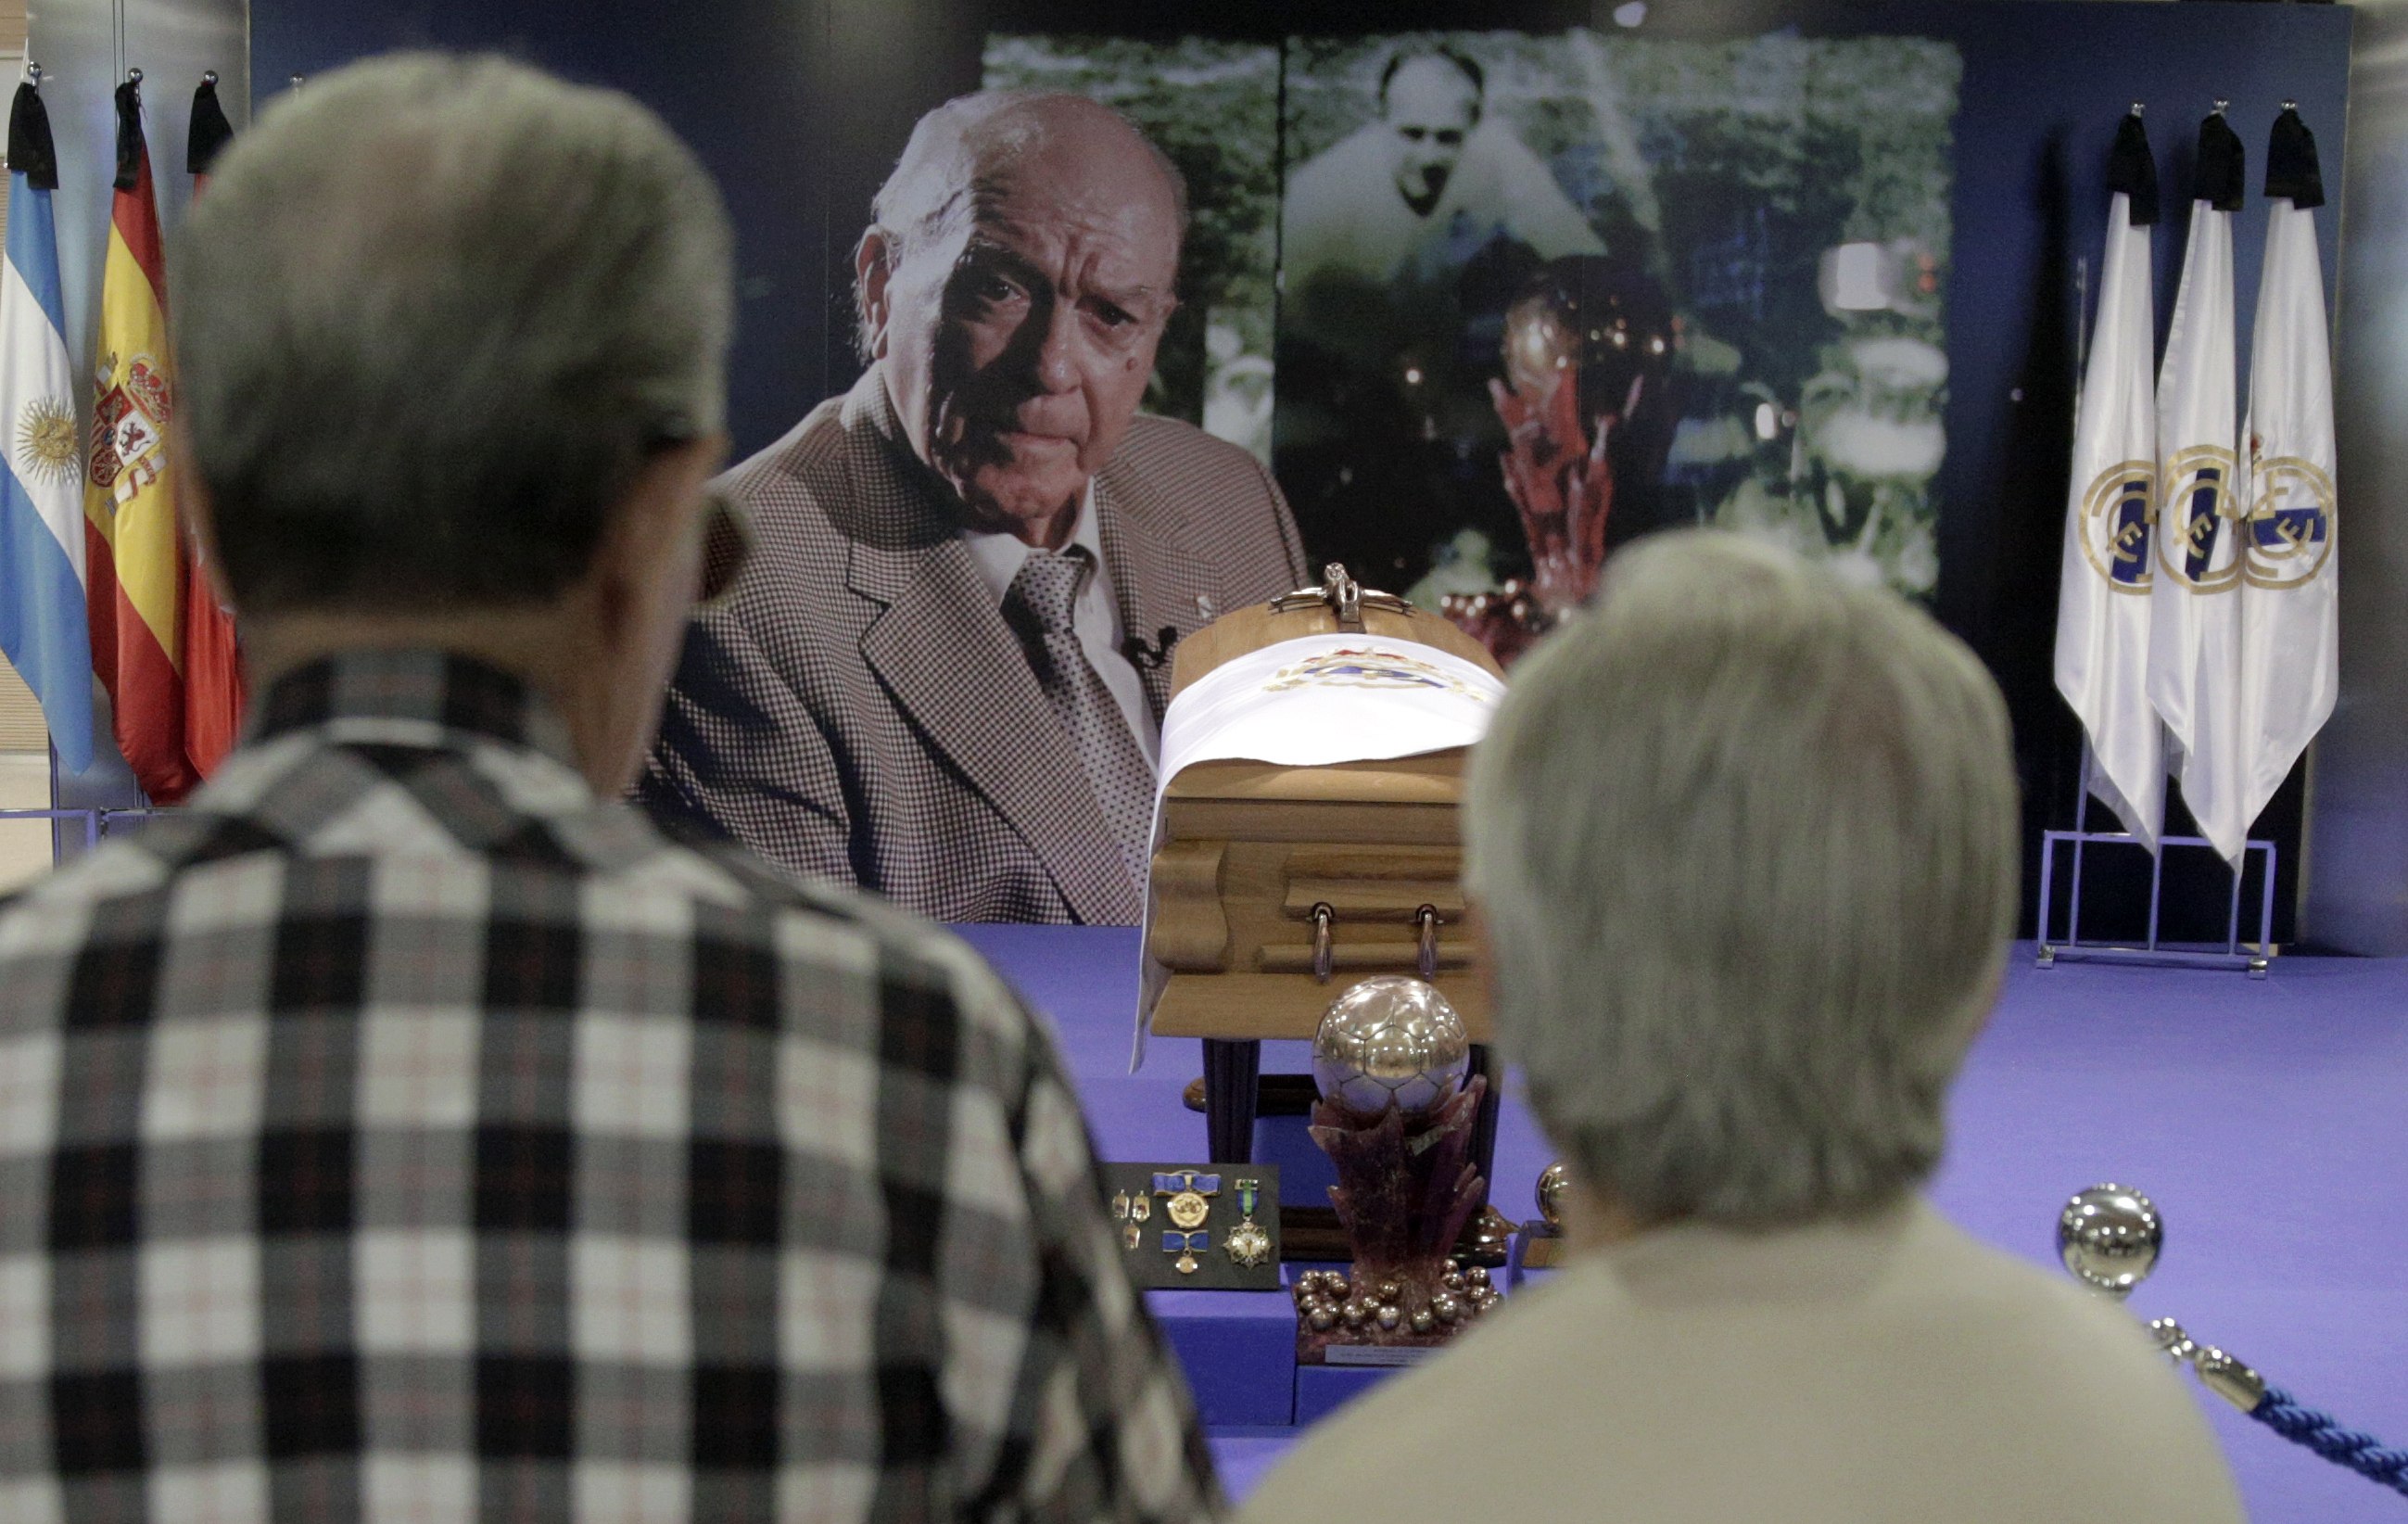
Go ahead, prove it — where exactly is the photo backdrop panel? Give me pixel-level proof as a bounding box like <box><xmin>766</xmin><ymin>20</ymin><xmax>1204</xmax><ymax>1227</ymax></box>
<box><xmin>1275</xmin><ymin>31</ymin><xmax>1958</xmax><ymax>606</ymax></box>
<box><xmin>247</xmin><ymin>0</ymin><xmax>2356</xmax><ymax>937</ymax></box>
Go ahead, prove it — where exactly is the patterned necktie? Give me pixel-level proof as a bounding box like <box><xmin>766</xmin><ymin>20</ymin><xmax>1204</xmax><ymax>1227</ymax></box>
<box><xmin>1003</xmin><ymin>549</ymin><xmax>1156</xmax><ymax>904</ymax></box>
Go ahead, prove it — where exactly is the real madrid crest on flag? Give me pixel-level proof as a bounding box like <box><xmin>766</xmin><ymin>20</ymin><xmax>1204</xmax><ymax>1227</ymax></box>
<box><xmin>2236</xmin><ymin>107</ymin><xmax>2338</xmax><ymax>856</ymax></box>
<box><xmin>2054</xmin><ymin>108</ymin><xmax>2163</xmax><ymax>849</ymax></box>
<box><xmin>2147</xmin><ymin>106</ymin><xmax>2248</xmax><ymax>866</ymax></box>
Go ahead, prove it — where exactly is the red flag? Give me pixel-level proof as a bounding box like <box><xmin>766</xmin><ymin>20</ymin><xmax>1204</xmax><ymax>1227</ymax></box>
<box><xmin>83</xmin><ymin>75</ymin><xmax>196</xmax><ymax>803</ymax></box>
<box><xmin>181</xmin><ymin>75</ymin><xmax>242</xmax><ymax>778</ymax></box>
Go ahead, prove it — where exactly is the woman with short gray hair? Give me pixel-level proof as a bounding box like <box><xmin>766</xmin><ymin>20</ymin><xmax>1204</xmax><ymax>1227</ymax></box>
<box><xmin>1244</xmin><ymin>531</ymin><xmax>2241</xmax><ymax>1524</ymax></box>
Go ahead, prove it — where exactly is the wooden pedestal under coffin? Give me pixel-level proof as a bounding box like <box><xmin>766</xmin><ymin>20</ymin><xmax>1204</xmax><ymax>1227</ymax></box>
<box><xmin>1140</xmin><ymin>572</ymin><xmax>1508</xmax><ymax>1239</ymax></box>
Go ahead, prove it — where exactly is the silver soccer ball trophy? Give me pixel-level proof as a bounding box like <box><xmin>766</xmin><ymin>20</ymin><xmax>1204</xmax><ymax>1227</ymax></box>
<box><xmin>1312</xmin><ymin>974</ymin><xmax>1471</xmax><ymax>1115</ymax></box>
<box><xmin>2056</xmin><ymin>1183</ymin><xmax>2162</xmax><ymax>1300</ymax></box>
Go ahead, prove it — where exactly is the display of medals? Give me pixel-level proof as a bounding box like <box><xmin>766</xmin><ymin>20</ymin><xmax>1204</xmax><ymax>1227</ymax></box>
<box><xmin>1101</xmin><ymin>1162</ymin><xmax>1284</xmax><ymax>1290</ymax></box>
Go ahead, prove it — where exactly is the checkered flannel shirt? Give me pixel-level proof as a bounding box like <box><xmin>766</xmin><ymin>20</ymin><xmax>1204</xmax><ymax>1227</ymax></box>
<box><xmin>0</xmin><ymin>651</ymin><xmax>1217</xmax><ymax>1524</ymax></box>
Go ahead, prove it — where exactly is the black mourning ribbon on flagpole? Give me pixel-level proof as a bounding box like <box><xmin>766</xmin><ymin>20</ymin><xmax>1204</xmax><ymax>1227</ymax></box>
<box><xmin>2265</xmin><ymin>107</ymin><xmax>2324</xmax><ymax>210</ymax></box>
<box><xmin>2109</xmin><ymin>111</ymin><xmax>2158</xmax><ymax>227</ymax></box>
<box><xmin>7</xmin><ymin>79</ymin><xmax>58</xmax><ymax>191</ymax></box>
<box><xmin>187</xmin><ymin>75</ymin><xmax>233</xmax><ymax>176</ymax></box>
<box><xmin>112</xmin><ymin>75</ymin><xmax>146</xmax><ymax>191</ymax></box>
<box><xmin>2194</xmin><ymin>109</ymin><xmax>2246</xmax><ymax>213</ymax></box>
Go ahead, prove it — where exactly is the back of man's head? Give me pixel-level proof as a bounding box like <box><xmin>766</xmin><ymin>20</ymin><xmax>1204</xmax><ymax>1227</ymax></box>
<box><xmin>172</xmin><ymin>53</ymin><xmax>733</xmax><ymax>616</ymax></box>
<box><xmin>1464</xmin><ymin>531</ymin><xmax>2018</xmax><ymax>1227</ymax></box>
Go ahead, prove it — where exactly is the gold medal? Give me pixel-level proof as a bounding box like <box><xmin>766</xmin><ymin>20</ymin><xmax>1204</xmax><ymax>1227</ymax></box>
<box><xmin>1163</xmin><ymin>1229</ymin><xmax>1207</xmax><ymax>1275</ymax></box>
<box><xmin>1151</xmin><ymin>1170</ymin><xmax>1220</xmax><ymax>1232</ymax></box>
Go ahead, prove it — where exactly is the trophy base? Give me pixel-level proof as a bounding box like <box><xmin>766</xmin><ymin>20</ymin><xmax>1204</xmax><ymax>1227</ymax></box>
<box><xmin>1290</xmin><ymin>1262</ymin><xmax>1503</xmax><ymax>1364</ymax></box>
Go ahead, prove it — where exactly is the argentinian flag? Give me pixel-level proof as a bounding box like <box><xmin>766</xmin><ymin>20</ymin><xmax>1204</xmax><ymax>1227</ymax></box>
<box><xmin>0</xmin><ymin>78</ymin><xmax>93</xmax><ymax>771</ymax></box>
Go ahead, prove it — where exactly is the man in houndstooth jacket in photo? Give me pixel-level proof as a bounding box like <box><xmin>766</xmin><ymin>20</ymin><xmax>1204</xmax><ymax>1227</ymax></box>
<box><xmin>0</xmin><ymin>55</ymin><xmax>1215</xmax><ymax>1522</ymax></box>
<box><xmin>642</xmin><ymin>93</ymin><xmax>1307</xmax><ymax>926</ymax></box>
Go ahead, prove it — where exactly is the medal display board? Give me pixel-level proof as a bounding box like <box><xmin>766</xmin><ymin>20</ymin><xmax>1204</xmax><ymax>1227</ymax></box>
<box><xmin>1103</xmin><ymin>1163</ymin><xmax>1284</xmax><ymax>1291</ymax></box>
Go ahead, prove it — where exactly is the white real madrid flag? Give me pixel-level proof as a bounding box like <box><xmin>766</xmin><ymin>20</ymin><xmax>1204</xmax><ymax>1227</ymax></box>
<box><xmin>2236</xmin><ymin>108</ymin><xmax>2338</xmax><ymax>847</ymax></box>
<box><xmin>2147</xmin><ymin>109</ymin><xmax>2249</xmax><ymax>867</ymax></box>
<box><xmin>2054</xmin><ymin>111</ymin><xmax>2161</xmax><ymax>848</ymax></box>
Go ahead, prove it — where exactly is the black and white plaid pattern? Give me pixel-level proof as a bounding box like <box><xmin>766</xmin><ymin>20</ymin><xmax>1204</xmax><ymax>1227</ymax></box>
<box><xmin>0</xmin><ymin>651</ymin><xmax>1218</xmax><ymax>1523</ymax></box>
<box><xmin>641</xmin><ymin>371</ymin><xmax>1308</xmax><ymax>926</ymax></box>
<box><xmin>1002</xmin><ymin>550</ymin><xmax>1155</xmax><ymax>918</ymax></box>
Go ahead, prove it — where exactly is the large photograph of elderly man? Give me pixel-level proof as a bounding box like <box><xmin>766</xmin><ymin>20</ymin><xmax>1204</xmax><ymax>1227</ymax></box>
<box><xmin>643</xmin><ymin>90</ymin><xmax>1307</xmax><ymax>926</ymax></box>
<box><xmin>1277</xmin><ymin>32</ymin><xmax>1958</xmax><ymax>661</ymax></box>
<box><xmin>982</xmin><ymin>34</ymin><xmax>1284</xmax><ymax>464</ymax></box>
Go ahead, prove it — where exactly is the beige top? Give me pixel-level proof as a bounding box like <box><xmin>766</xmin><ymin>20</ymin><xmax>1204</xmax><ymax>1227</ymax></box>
<box><xmin>1240</xmin><ymin>1198</ymin><xmax>2244</xmax><ymax>1524</ymax></box>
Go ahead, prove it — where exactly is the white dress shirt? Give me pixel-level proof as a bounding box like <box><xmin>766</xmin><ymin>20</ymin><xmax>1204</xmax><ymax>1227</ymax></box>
<box><xmin>962</xmin><ymin>487</ymin><xmax>1160</xmax><ymax>766</ymax></box>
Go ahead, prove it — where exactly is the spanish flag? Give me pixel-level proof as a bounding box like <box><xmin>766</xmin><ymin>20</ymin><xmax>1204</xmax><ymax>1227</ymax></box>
<box><xmin>83</xmin><ymin>73</ymin><xmax>196</xmax><ymax>803</ymax></box>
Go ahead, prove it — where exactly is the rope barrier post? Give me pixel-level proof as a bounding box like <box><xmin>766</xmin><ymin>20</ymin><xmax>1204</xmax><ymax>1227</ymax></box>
<box><xmin>2057</xmin><ymin>1182</ymin><xmax>2408</xmax><ymax>1498</ymax></box>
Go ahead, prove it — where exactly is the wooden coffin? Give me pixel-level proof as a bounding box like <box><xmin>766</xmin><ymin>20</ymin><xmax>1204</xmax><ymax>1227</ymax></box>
<box><xmin>1145</xmin><ymin>585</ymin><xmax>1505</xmax><ymax>1043</ymax></box>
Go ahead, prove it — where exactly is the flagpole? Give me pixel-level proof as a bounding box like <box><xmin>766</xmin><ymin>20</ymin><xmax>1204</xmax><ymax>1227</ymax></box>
<box><xmin>2072</xmin><ymin>253</ymin><xmax>2089</xmax><ymax>422</ymax></box>
<box><xmin>2069</xmin><ymin>743</ymin><xmax>2092</xmax><ymax>946</ymax></box>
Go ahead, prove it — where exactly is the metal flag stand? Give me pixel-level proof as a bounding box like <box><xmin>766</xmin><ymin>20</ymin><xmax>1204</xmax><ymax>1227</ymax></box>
<box><xmin>2034</xmin><ymin>748</ymin><xmax>2275</xmax><ymax>977</ymax></box>
<box><xmin>0</xmin><ymin>738</ymin><xmax>163</xmax><ymax>866</ymax></box>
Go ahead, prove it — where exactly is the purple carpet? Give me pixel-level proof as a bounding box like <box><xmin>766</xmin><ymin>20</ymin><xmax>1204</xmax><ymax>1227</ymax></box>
<box><xmin>958</xmin><ymin>925</ymin><xmax>2408</xmax><ymax>1522</ymax></box>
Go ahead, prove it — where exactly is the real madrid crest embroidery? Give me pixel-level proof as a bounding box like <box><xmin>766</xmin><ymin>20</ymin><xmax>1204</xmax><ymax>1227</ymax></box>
<box><xmin>2159</xmin><ymin>444</ymin><xmax>2242</xmax><ymax>591</ymax></box>
<box><xmin>2079</xmin><ymin>461</ymin><xmax>2157</xmax><ymax>592</ymax></box>
<box><xmin>1263</xmin><ymin>645</ymin><xmax>1479</xmax><ymax>696</ymax></box>
<box><xmin>2243</xmin><ymin>451</ymin><xmax>2336</xmax><ymax>590</ymax></box>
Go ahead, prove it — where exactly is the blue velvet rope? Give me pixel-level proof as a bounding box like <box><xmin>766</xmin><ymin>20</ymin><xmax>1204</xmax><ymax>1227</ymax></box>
<box><xmin>2251</xmin><ymin>1387</ymin><xmax>2408</xmax><ymax>1497</ymax></box>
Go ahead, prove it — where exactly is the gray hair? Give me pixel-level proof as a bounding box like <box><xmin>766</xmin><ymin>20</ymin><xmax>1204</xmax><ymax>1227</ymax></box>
<box><xmin>1464</xmin><ymin>531</ymin><xmax>2018</xmax><ymax>1226</ymax></box>
<box><xmin>854</xmin><ymin>90</ymin><xmax>1187</xmax><ymax>361</ymax></box>
<box><xmin>171</xmin><ymin>53</ymin><xmax>735</xmax><ymax>615</ymax></box>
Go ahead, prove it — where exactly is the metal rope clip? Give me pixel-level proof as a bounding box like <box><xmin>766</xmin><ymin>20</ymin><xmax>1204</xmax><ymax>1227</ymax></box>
<box><xmin>1416</xmin><ymin>905</ymin><xmax>1441</xmax><ymax>981</ymax></box>
<box><xmin>1311</xmin><ymin>903</ymin><xmax>1335</xmax><ymax>983</ymax></box>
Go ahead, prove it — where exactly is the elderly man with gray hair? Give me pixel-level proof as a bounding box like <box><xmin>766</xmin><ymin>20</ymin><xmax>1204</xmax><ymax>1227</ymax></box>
<box><xmin>0</xmin><ymin>55</ymin><xmax>1218</xmax><ymax>1521</ymax></box>
<box><xmin>644</xmin><ymin>91</ymin><xmax>1306</xmax><ymax>925</ymax></box>
<box><xmin>1243</xmin><ymin>532</ymin><xmax>2242</xmax><ymax>1524</ymax></box>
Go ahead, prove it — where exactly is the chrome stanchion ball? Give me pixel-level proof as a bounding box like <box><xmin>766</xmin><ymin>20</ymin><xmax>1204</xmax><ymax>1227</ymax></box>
<box><xmin>2057</xmin><ymin>1183</ymin><xmax>2162</xmax><ymax>1300</ymax></box>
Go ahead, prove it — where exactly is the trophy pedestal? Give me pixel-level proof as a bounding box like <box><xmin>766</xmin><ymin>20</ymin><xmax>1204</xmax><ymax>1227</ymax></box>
<box><xmin>1289</xmin><ymin>1076</ymin><xmax>1501</xmax><ymax>1363</ymax></box>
